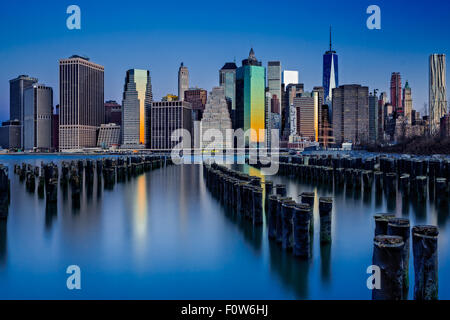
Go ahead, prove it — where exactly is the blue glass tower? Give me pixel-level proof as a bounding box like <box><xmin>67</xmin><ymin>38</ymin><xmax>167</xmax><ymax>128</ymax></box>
<box><xmin>323</xmin><ymin>27</ymin><xmax>339</xmax><ymax>104</ymax></box>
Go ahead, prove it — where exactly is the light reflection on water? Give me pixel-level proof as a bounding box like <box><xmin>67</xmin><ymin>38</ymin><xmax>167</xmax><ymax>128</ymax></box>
<box><xmin>0</xmin><ymin>155</ymin><xmax>449</xmax><ymax>299</ymax></box>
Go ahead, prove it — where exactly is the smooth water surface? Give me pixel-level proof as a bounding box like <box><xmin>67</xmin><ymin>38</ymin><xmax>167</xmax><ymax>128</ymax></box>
<box><xmin>0</xmin><ymin>155</ymin><xmax>449</xmax><ymax>299</ymax></box>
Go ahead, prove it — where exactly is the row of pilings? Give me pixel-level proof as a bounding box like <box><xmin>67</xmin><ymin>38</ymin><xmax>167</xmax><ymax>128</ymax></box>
<box><xmin>372</xmin><ymin>214</ymin><xmax>439</xmax><ymax>300</ymax></box>
<box><xmin>203</xmin><ymin>163</ymin><xmax>333</xmax><ymax>259</ymax></box>
<box><xmin>250</xmin><ymin>154</ymin><xmax>450</xmax><ymax>204</ymax></box>
<box><xmin>4</xmin><ymin>155</ymin><xmax>172</xmax><ymax>219</ymax></box>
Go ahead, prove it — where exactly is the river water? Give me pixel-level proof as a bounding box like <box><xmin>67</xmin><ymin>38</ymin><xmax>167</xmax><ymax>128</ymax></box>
<box><xmin>0</xmin><ymin>155</ymin><xmax>449</xmax><ymax>299</ymax></box>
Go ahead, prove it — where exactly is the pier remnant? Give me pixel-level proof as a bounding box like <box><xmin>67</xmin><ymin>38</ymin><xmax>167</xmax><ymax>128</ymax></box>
<box><xmin>412</xmin><ymin>225</ymin><xmax>439</xmax><ymax>300</ymax></box>
<box><xmin>372</xmin><ymin>235</ymin><xmax>405</xmax><ymax>300</ymax></box>
<box><xmin>319</xmin><ymin>197</ymin><xmax>333</xmax><ymax>244</ymax></box>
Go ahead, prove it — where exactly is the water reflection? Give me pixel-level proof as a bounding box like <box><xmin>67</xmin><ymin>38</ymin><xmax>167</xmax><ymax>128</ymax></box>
<box><xmin>0</xmin><ymin>155</ymin><xmax>449</xmax><ymax>299</ymax></box>
<box><xmin>0</xmin><ymin>221</ymin><xmax>6</xmax><ymax>267</ymax></box>
<box><xmin>134</xmin><ymin>175</ymin><xmax>148</xmax><ymax>251</ymax></box>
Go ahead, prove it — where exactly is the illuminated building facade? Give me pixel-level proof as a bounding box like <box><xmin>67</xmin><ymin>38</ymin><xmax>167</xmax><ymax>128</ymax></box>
<box><xmin>122</xmin><ymin>69</ymin><xmax>152</xmax><ymax>147</ymax></box>
<box><xmin>236</xmin><ymin>49</ymin><xmax>266</xmax><ymax>145</ymax></box>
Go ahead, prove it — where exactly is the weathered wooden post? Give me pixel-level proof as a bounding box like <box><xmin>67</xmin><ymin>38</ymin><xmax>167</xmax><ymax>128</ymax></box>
<box><xmin>264</xmin><ymin>180</ymin><xmax>273</xmax><ymax>213</ymax></box>
<box><xmin>275</xmin><ymin>184</ymin><xmax>287</xmax><ymax>197</ymax></box>
<box><xmin>0</xmin><ymin>166</ymin><xmax>10</xmax><ymax>220</ymax></box>
<box><xmin>374</xmin><ymin>213</ymin><xmax>395</xmax><ymax>236</ymax></box>
<box><xmin>26</xmin><ymin>171</ymin><xmax>36</xmax><ymax>193</ymax></box>
<box><xmin>387</xmin><ymin>218</ymin><xmax>411</xmax><ymax>295</ymax></box>
<box><xmin>319</xmin><ymin>197</ymin><xmax>333</xmax><ymax>244</ymax></box>
<box><xmin>281</xmin><ymin>200</ymin><xmax>295</xmax><ymax>250</ymax></box>
<box><xmin>399</xmin><ymin>174</ymin><xmax>410</xmax><ymax>193</ymax></box>
<box><xmin>372</xmin><ymin>235</ymin><xmax>405</xmax><ymax>300</ymax></box>
<box><xmin>268</xmin><ymin>195</ymin><xmax>279</xmax><ymax>240</ymax></box>
<box><xmin>412</xmin><ymin>225</ymin><xmax>439</xmax><ymax>300</ymax></box>
<box><xmin>374</xmin><ymin>171</ymin><xmax>383</xmax><ymax>192</ymax></box>
<box><xmin>301</xmin><ymin>192</ymin><xmax>315</xmax><ymax>234</ymax></box>
<box><xmin>276</xmin><ymin>197</ymin><xmax>293</xmax><ymax>244</ymax></box>
<box><xmin>415</xmin><ymin>176</ymin><xmax>427</xmax><ymax>201</ymax></box>
<box><xmin>293</xmin><ymin>203</ymin><xmax>312</xmax><ymax>258</ymax></box>
<box><xmin>46</xmin><ymin>178</ymin><xmax>58</xmax><ymax>204</ymax></box>
<box><xmin>252</xmin><ymin>187</ymin><xmax>263</xmax><ymax>226</ymax></box>
<box><xmin>37</xmin><ymin>175</ymin><xmax>45</xmax><ymax>198</ymax></box>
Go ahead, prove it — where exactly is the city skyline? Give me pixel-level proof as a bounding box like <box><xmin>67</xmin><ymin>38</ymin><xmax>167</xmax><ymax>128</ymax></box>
<box><xmin>1</xmin><ymin>1</ymin><xmax>449</xmax><ymax>122</ymax></box>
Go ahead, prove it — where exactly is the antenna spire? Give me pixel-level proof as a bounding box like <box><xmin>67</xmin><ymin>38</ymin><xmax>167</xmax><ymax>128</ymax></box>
<box><xmin>329</xmin><ymin>26</ymin><xmax>332</xmax><ymax>51</ymax></box>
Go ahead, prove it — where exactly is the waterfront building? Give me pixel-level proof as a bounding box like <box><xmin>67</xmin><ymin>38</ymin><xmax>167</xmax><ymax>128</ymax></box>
<box><xmin>289</xmin><ymin>104</ymin><xmax>297</xmax><ymax>137</ymax></box>
<box><xmin>9</xmin><ymin>75</ymin><xmax>38</xmax><ymax>147</ymax></box>
<box><xmin>151</xmin><ymin>101</ymin><xmax>192</xmax><ymax>150</ymax></box>
<box><xmin>105</xmin><ymin>100</ymin><xmax>122</xmax><ymax>126</ymax></box>
<box><xmin>0</xmin><ymin>120</ymin><xmax>21</xmax><ymax>150</ymax></box>
<box><xmin>368</xmin><ymin>91</ymin><xmax>378</xmax><ymax>144</ymax></box>
<box><xmin>282</xmin><ymin>70</ymin><xmax>299</xmax><ymax>87</ymax></box>
<box><xmin>219</xmin><ymin>62</ymin><xmax>237</xmax><ymax>127</ymax></box>
<box><xmin>402</xmin><ymin>81</ymin><xmax>413</xmax><ymax>124</ymax></box>
<box><xmin>429</xmin><ymin>54</ymin><xmax>447</xmax><ymax>135</ymax></box>
<box><xmin>378</xmin><ymin>92</ymin><xmax>388</xmax><ymax>142</ymax></box>
<box><xmin>52</xmin><ymin>105</ymin><xmax>59</xmax><ymax>151</ymax></box>
<box><xmin>59</xmin><ymin>55</ymin><xmax>104</xmax><ymax>151</ymax></box>
<box><xmin>184</xmin><ymin>88</ymin><xmax>207</xmax><ymax>121</ymax></box>
<box><xmin>332</xmin><ymin>84</ymin><xmax>369</xmax><ymax>145</ymax></box>
<box><xmin>268</xmin><ymin>61</ymin><xmax>282</xmax><ymax>115</ymax></box>
<box><xmin>390</xmin><ymin>72</ymin><xmax>403</xmax><ymax>117</ymax></box>
<box><xmin>293</xmin><ymin>91</ymin><xmax>320</xmax><ymax>142</ymax></box>
<box><xmin>23</xmin><ymin>84</ymin><xmax>53</xmax><ymax>150</ymax></box>
<box><xmin>200</xmin><ymin>87</ymin><xmax>232</xmax><ymax>149</ymax></box>
<box><xmin>121</xmin><ymin>69</ymin><xmax>152</xmax><ymax>148</ymax></box>
<box><xmin>235</xmin><ymin>48</ymin><xmax>266</xmax><ymax>146</ymax></box>
<box><xmin>283</xmin><ymin>83</ymin><xmax>304</xmax><ymax>139</ymax></box>
<box><xmin>178</xmin><ymin>63</ymin><xmax>189</xmax><ymax>101</ymax></box>
<box><xmin>323</xmin><ymin>27</ymin><xmax>338</xmax><ymax>103</ymax></box>
<box><xmin>97</xmin><ymin>123</ymin><xmax>121</xmax><ymax>148</ymax></box>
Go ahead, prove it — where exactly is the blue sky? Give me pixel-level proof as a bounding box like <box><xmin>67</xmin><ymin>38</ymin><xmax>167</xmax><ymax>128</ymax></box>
<box><xmin>0</xmin><ymin>0</ymin><xmax>449</xmax><ymax>122</ymax></box>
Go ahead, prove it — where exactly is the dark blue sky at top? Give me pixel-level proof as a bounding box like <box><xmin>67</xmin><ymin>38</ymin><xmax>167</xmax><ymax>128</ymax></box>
<box><xmin>0</xmin><ymin>0</ymin><xmax>449</xmax><ymax>122</ymax></box>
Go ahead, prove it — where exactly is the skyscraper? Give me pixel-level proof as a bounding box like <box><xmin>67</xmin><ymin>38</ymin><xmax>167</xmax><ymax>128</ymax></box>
<box><xmin>268</xmin><ymin>61</ymin><xmax>282</xmax><ymax>115</ymax></box>
<box><xmin>121</xmin><ymin>69</ymin><xmax>152</xmax><ymax>147</ymax></box>
<box><xmin>282</xmin><ymin>70</ymin><xmax>299</xmax><ymax>87</ymax></box>
<box><xmin>59</xmin><ymin>55</ymin><xmax>104</xmax><ymax>151</ymax></box>
<box><xmin>178</xmin><ymin>63</ymin><xmax>189</xmax><ymax>101</ymax></box>
<box><xmin>9</xmin><ymin>75</ymin><xmax>38</xmax><ymax>148</ymax></box>
<box><xmin>283</xmin><ymin>83</ymin><xmax>304</xmax><ymax>139</ymax></box>
<box><xmin>235</xmin><ymin>48</ymin><xmax>266</xmax><ymax>145</ymax></box>
<box><xmin>294</xmin><ymin>93</ymin><xmax>316</xmax><ymax>141</ymax></box>
<box><xmin>52</xmin><ymin>105</ymin><xmax>59</xmax><ymax>151</ymax></box>
<box><xmin>390</xmin><ymin>72</ymin><xmax>402</xmax><ymax>117</ymax></box>
<box><xmin>402</xmin><ymin>81</ymin><xmax>412</xmax><ymax>124</ymax></box>
<box><xmin>105</xmin><ymin>100</ymin><xmax>122</xmax><ymax>126</ymax></box>
<box><xmin>378</xmin><ymin>92</ymin><xmax>388</xmax><ymax>142</ymax></box>
<box><xmin>200</xmin><ymin>86</ymin><xmax>232</xmax><ymax>149</ymax></box>
<box><xmin>0</xmin><ymin>120</ymin><xmax>21</xmax><ymax>150</ymax></box>
<box><xmin>219</xmin><ymin>62</ymin><xmax>237</xmax><ymax>119</ymax></box>
<box><xmin>151</xmin><ymin>101</ymin><xmax>192</xmax><ymax>150</ymax></box>
<box><xmin>332</xmin><ymin>84</ymin><xmax>369</xmax><ymax>145</ymax></box>
<box><xmin>429</xmin><ymin>54</ymin><xmax>447</xmax><ymax>135</ymax></box>
<box><xmin>368</xmin><ymin>91</ymin><xmax>378</xmax><ymax>144</ymax></box>
<box><xmin>9</xmin><ymin>75</ymin><xmax>38</xmax><ymax>122</ymax></box>
<box><xmin>23</xmin><ymin>84</ymin><xmax>53</xmax><ymax>150</ymax></box>
<box><xmin>323</xmin><ymin>27</ymin><xmax>339</xmax><ymax>103</ymax></box>
<box><xmin>184</xmin><ymin>88</ymin><xmax>207</xmax><ymax>121</ymax></box>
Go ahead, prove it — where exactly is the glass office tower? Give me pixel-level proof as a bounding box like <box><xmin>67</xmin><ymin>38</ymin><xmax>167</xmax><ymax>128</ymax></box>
<box><xmin>323</xmin><ymin>28</ymin><xmax>339</xmax><ymax>103</ymax></box>
<box><xmin>122</xmin><ymin>69</ymin><xmax>152</xmax><ymax>147</ymax></box>
<box><xmin>219</xmin><ymin>62</ymin><xmax>237</xmax><ymax>127</ymax></box>
<box><xmin>236</xmin><ymin>49</ymin><xmax>266</xmax><ymax>146</ymax></box>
